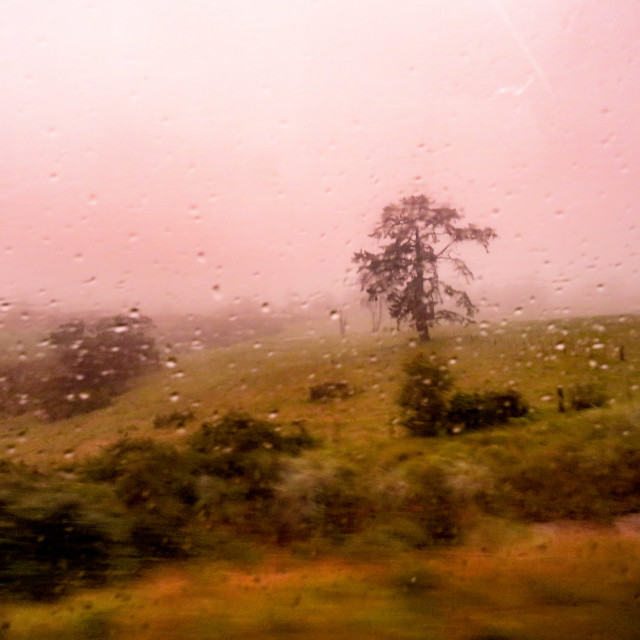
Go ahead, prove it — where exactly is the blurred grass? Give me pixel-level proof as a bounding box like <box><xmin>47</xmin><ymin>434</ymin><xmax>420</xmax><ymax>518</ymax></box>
<box><xmin>1</xmin><ymin>313</ymin><xmax>640</xmax><ymax>636</ymax></box>
<box><xmin>3</xmin><ymin>530</ymin><xmax>640</xmax><ymax>639</ymax></box>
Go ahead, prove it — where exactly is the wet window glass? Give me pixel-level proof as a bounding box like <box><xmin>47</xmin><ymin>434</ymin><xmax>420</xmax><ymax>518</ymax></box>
<box><xmin>1</xmin><ymin>1</ymin><xmax>639</xmax><ymax>637</ymax></box>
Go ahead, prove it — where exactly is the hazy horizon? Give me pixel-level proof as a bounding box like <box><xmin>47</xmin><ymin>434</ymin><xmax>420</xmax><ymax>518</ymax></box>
<box><xmin>2</xmin><ymin>0</ymin><xmax>639</xmax><ymax>320</ymax></box>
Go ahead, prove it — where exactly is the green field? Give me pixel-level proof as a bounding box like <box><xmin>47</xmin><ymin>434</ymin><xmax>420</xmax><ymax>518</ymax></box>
<box><xmin>1</xmin><ymin>312</ymin><xmax>640</xmax><ymax>639</ymax></box>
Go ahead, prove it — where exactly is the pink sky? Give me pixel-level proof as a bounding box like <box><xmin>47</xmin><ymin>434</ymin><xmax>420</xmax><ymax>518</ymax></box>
<box><xmin>1</xmin><ymin>0</ymin><xmax>639</xmax><ymax>317</ymax></box>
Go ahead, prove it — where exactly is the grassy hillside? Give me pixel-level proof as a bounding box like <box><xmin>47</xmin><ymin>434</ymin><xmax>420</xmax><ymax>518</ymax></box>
<box><xmin>4</xmin><ymin>313</ymin><xmax>638</xmax><ymax>465</ymax></box>
<box><xmin>1</xmin><ymin>313</ymin><xmax>640</xmax><ymax>638</ymax></box>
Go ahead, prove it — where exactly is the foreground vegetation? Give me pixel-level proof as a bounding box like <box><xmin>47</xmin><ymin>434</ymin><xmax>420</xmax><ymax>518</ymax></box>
<box><xmin>0</xmin><ymin>311</ymin><xmax>639</xmax><ymax>637</ymax></box>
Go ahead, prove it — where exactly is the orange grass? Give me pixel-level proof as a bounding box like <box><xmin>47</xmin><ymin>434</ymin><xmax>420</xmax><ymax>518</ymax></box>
<box><xmin>5</xmin><ymin>523</ymin><xmax>640</xmax><ymax>640</ymax></box>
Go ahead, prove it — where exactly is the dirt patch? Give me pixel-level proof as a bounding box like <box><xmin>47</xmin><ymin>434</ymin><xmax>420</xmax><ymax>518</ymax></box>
<box><xmin>614</xmin><ymin>513</ymin><xmax>640</xmax><ymax>537</ymax></box>
<box><xmin>532</xmin><ymin>514</ymin><xmax>640</xmax><ymax>541</ymax></box>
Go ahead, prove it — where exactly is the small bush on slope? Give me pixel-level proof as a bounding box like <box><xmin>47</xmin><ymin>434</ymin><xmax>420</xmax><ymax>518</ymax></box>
<box><xmin>397</xmin><ymin>355</ymin><xmax>454</xmax><ymax>436</ymax></box>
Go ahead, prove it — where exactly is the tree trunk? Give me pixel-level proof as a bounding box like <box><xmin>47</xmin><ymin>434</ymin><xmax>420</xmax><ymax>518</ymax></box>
<box><xmin>413</xmin><ymin>228</ymin><xmax>431</xmax><ymax>341</ymax></box>
<box><xmin>416</xmin><ymin>317</ymin><xmax>431</xmax><ymax>341</ymax></box>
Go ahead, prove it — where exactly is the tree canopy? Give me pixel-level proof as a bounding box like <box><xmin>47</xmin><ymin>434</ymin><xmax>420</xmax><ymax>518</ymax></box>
<box><xmin>353</xmin><ymin>195</ymin><xmax>496</xmax><ymax>341</ymax></box>
<box><xmin>43</xmin><ymin>311</ymin><xmax>159</xmax><ymax>419</ymax></box>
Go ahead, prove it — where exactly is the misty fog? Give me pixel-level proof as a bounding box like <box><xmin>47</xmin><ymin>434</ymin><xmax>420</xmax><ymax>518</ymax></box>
<box><xmin>1</xmin><ymin>0</ymin><xmax>639</xmax><ymax>320</ymax></box>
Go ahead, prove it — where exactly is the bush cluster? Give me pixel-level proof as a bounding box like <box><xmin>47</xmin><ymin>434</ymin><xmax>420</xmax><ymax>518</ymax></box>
<box><xmin>484</xmin><ymin>440</ymin><xmax>640</xmax><ymax>522</ymax></box>
<box><xmin>271</xmin><ymin>459</ymin><xmax>372</xmax><ymax>543</ymax></box>
<box><xmin>569</xmin><ymin>382</ymin><xmax>609</xmax><ymax>411</ymax></box>
<box><xmin>309</xmin><ymin>382</ymin><xmax>355</xmax><ymax>401</ymax></box>
<box><xmin>190</xmin><ymin>410</ymin><xmax>314</xmax><ymax>456</ymax></box>
<box><xmin>0</xmin><ymin>461</ymin><xmax>118</xmax><ymax>601</ymax></box>
<box><xmin>397</xmin><ymin>356</ymin><xmax>453</xmax><ymax>436</ymax></box>
<box><xmin>153</xmin><ymin>409</ymin><xmax>195</xmax><ymax>429</ymax></box>
<box><xmin>447</xmin><ymin>390</ymin><xmax>529</xmax><ymax>432</ymax></box>
<box><xmin>83</xmin><ymin>411</ymin><xmax>317</xmax><ymax>555</ymax></box>
<box><xmin>0</xmin><ymin>313</ymin><xmax>160</xmax><ymax>421</ymax></box>
<box><xmin>42</xmin><ymin>314</ymin><xmax>159</xmax><ymax>420</ymax></box>
<box><xmin>398</xmin><ymin>354</ymin><xmax>529</xmax><ymax>436</ymax></box>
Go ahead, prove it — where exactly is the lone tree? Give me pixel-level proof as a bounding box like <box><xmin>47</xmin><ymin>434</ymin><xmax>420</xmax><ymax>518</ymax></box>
<box><xmin>353</xmin><ymin>195</ymin><xmax>496</xmax><ymax>341</ymax></box>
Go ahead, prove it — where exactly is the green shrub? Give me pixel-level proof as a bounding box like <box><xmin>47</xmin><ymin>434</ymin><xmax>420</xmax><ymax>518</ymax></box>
<box><xmin>38</xmin><ymin>377</ymin><xmax>114</xmax><ymax>421</ymax></box>
<box><xmin>309</xmin><ymin>382</ymin><xmax>354</xmax><ymax>401</ymax></box>
<box><xmin>81</xmin><ymin>412</ymin><xmax>320</xmax><ymax>543</ymax></box>
<box><xmin>403</xmin><ymin>465</ymin><xmax>464</xmax><ymax>545</ymax></box>
<box><xmin>153</xmin><ymin>409</ymin><xmax>195</xmax><ymax>429</ymax></box>
<box><xmin>0</xmin><ymin>499</ymin><xmax>113</xmax><ymax>600</ymax></box>
<box><xmin>447</xmin><ymin>390</ymin><xmax>529</xmax><ymax>432</ymax></box>
<box><xmin>39</xmin><ymin>313</ymin><xmax>159</xmax><ymax>420</ymax></box>
<box><xmin>189</xmin><ymin>411</ymin><xmax>315</xmax><ymax>491</ymax></box>
<box><xmin>485</xmin><ymin>441</ymin><xmax>640</xmax><ymax>522</ymax></box>
<box><xmin>0</xmin><ymin>360</ymin><xmax>46</xmax><ymax>416</ymax></box>
<box><xmin>128</xmin><ymin>514</ymin><xmax>190</xmax><ymax>560</ymax></box>
<box><xmin>83</xmin><ymin>438</ymin><xmax>197</xmax><ymax>526</ymax></box>
<box><xmin>190</xmin><ymin>411</ymin><xmax>286</xmax><ymax>454</ymax></box>
<box><xmin>398</xmin><ymin>355</ymin><xmax>529</xmax><ymax>436</ymax></box>
<box><xmin>398</xmin><ymin>354</ymin><xmax>453</xmax><ymax>436</ymax></box>
<box><xmin>570</xmin><ymin>382</ymin><xmax>609</xmax><ymax>411</ymax></box>
<box><xmin>84</xmin><ymin>438</ymin><xmax>182</xmax><ymax>482</ymax></box>
<box><xmin>271</xmin><ymin>459</ymin><xmax>372</xmax><ymax>543</ymax></box>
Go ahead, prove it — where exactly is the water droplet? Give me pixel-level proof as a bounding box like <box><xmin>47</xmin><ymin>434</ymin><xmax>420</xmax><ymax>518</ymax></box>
<box><xmin>166</xmin><ymin>357</ymin><xmax>177</xmax><ymax>369</ymax></box>
<box><xmin>197</xmin><ymin>251</ymin><xmax>206</xmax><ymax>264</ymax></box>
<box><xmin>597</xmin><ymin>283</ymin><xmax>604</xmax><ymax>293</ymax></box>
<box><xmin>261</xmin><ymin>302</ymin><xmax>270</xmax><ymax>314</ymax></box>
<box><xmin>513</xmin><ymin>306</ymin><xmax>523</xmax><ymax>316</ymax></box>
